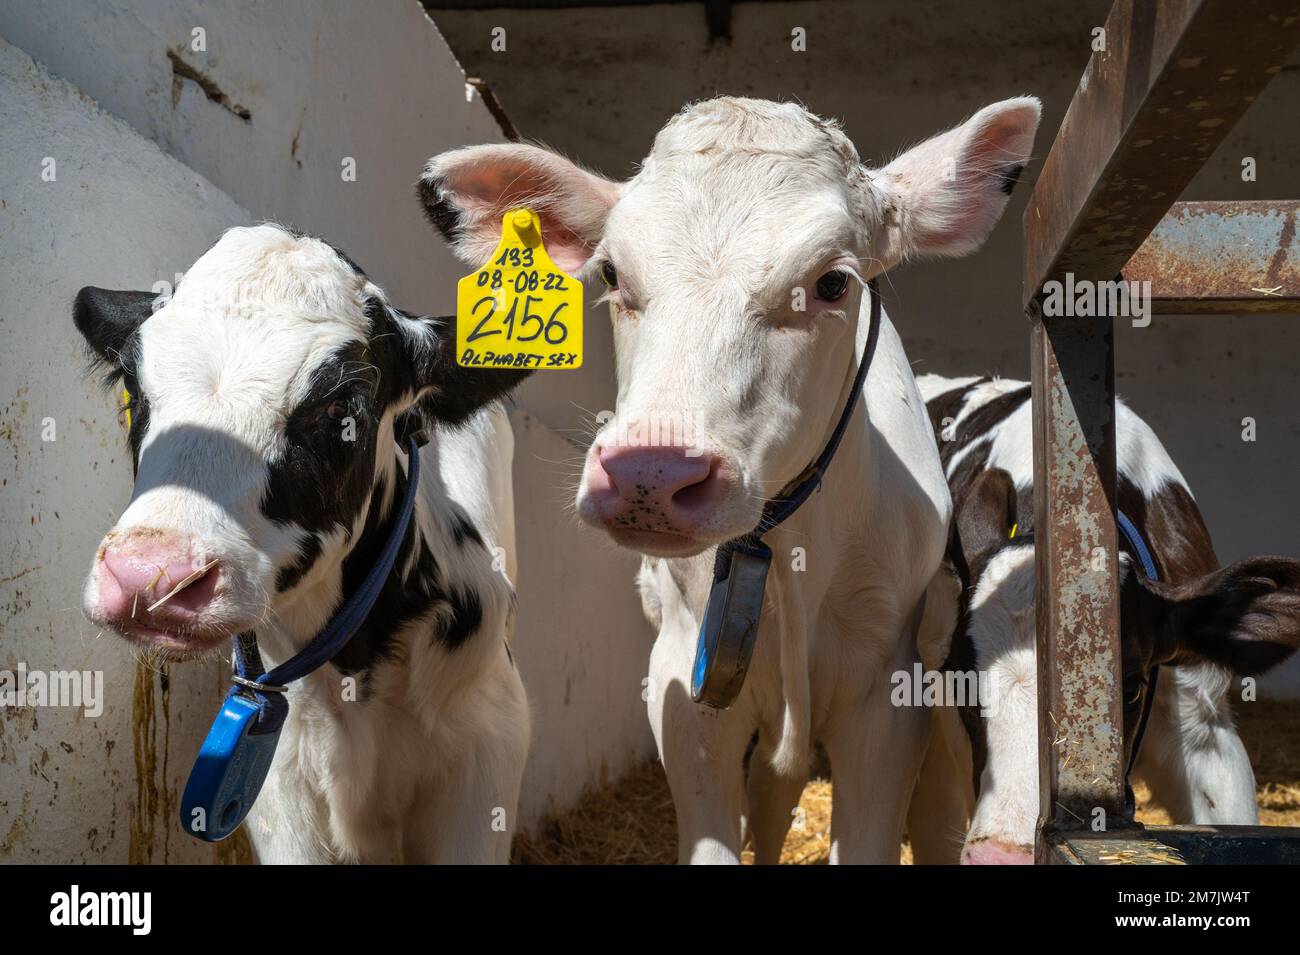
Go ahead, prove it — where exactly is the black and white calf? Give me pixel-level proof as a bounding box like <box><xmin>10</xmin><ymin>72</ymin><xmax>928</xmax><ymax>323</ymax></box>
<box><xmin>75</xmin><ymin>224</ymin><xmax>531</xmax><ymax>863</ymax></box>
<box><xmin>914</xmin><ymin>374</ymin><xmax>1300</xmax><ymax>864</ymax></box>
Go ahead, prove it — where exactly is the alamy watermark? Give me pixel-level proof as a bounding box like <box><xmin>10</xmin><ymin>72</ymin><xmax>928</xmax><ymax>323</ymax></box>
<box><xmin>891</xmin><ymin>663</ymin><xmax>1000</xmax><ymax>716</ymax></box>
<box><xmin>1</xmin><ymin>663</ymin><xmax>104</xmax><ymax>718</ymax></box>
<box><xmin>1041</xmin><ymin>272</ymin><xmax>1152</xmax><ymax>327</ymax></box>
<box><xmin>49</xmin><ymin>885</ymin><xmax>150</xmax><ymax>935</ymax></box>
<box><xmin>595</xmin><ymin>409</ymin><xmax>707</xmax><ymax>457</ymax></box>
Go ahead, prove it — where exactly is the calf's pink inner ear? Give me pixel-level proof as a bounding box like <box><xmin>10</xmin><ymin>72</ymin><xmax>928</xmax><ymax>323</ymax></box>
<box><xmin>870</xmin><ymin>96</ymin><xmax>1042</xmax><ymax>267</ymax></box>
<box><xmin>422</xmin><ymin>144</ymin><xmax>621</xmax><ymax>274</ymax></box>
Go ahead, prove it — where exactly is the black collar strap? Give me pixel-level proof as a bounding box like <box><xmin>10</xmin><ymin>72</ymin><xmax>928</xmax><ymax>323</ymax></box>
<box><xmin>691</xmin><ymin>279</ymin><xmax>882</xmax><ymax>709</ymax></box>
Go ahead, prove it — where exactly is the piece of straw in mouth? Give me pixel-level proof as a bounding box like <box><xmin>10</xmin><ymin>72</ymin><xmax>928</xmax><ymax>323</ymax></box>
<box><xmin>147</xmin><ymin>559</ymin><xmax>219</xmax><ymax>612</ymax></box>
<box><xmin>147</xmin><ymin>565</ymin><xmax>168</xmax><ymax>591</ymax></box>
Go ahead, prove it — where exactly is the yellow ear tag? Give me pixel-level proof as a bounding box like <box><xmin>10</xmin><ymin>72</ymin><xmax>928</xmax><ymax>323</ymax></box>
<box><xmin>123</xmin><ymin>388</ymin><xmax>133</xmax><ymax>431</ymax></box>
<box><xmin>455</xmin><ymin>208</ymin><xmax>583</xmax><ymax>370</ymax></box>
<box><xmin>1009</xmin><ymin>523</ymin><xmax>1018</xmax><ymax>540</ymax></box>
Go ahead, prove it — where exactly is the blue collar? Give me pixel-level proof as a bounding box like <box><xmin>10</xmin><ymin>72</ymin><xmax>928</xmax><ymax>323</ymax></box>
<box><xmin>1117</xmin><ymin>509</ymin><xmax>1159</xmax><ymax>580</ymax></box>
<box><xmin>1116</xmin><ymin>508</ymin><xmax>1160</xmax><ymax>805</ymax></box>
<box><xmin>179</xmin><ymin>435</ymin><xmax>423</xmax><ymax>842</ymax></box>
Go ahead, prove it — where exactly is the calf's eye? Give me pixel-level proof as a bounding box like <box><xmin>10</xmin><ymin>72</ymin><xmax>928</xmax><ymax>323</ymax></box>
<box><xmin>324</xmin><ymin>400</ymin><xmax>349</xmax><ymax>422</ymax></box>
<box><xmin>599</xmin><ymin>261</ymin><xmax>619</xmax><ymax>290</ymax></box>
<box><xmin>815</xmin><ymin>269</ymin><xmax>851</xmax><ymax>302</ymax></box>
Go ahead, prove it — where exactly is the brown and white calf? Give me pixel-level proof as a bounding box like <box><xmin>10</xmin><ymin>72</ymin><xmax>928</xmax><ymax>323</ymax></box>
<box><xmin>75</xmin><ymin>224</ymin><xmax>531</xmax><ymax>863</ymax></box>
<box><xmin>422</xmin><ymin>95</ymin><xmax>1041</xmax><ymax>863</ymax></box>
<box><xmin>916</xmin><ymin>374</ymin><xmax>1300</xmax><ymax>864</ymax></box>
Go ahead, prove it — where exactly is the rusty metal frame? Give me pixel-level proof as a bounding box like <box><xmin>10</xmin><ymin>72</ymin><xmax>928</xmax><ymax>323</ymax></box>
<box><xmin>1050</xmin><ymin>826</ymin><xmax>1300</xmax><ymax>865</ymax></box>
<box><xmin>1023</xmin><ymin>0</ymin><xmax>1300</xmax><ymax>863</ymax></box>
<box><xmin>1023</xmin><ymin>0</ymin><xmax>1300</xmax><ymax>306</ymax></box>
<box><xmin>1123</xmin><ymin>201</ymin><xmax>1299</xmax><ymax>313</ymax></box>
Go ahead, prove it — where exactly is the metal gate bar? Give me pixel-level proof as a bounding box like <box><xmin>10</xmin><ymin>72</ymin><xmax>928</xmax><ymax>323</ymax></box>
<box><xmin>1022</xmin><ymin>0</ymin><xmax>1300</xmax><ymax>304</ymax></box>
<box><xmin>1123</xmin><ymin>201</ymin><xmax>1300</xmax><ymax>313</ymax></box>
<box><xmin>1022</xmin><ymin>0</ymin><xmax>1300</xmax><ymax>863</ymax></box>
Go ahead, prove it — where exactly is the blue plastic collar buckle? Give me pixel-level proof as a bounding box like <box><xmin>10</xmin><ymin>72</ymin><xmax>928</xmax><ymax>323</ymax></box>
<box><xmin>691</xmin><ymin>539</ymin><xmax>772</xmax><ymax>708</ymax></box>
<box><xmin>181</xmin><ymin>687</ymin><xmax>285</xmax><ymax>842</ymax></box>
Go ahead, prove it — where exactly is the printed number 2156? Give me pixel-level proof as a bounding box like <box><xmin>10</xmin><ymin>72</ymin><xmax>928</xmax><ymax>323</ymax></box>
<box><xmin>467</xmin><ymin>288</ymin><xmax>570</xmax><ymax>345</ymax></box>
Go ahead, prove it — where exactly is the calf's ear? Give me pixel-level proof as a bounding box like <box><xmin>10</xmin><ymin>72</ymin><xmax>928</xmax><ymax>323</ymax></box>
<box><xmin>1127</xmin><ymin>556</ymin><xmax>1300</xmax><ymax>675</ymax></box>
<box><xmin>418</xmin><ymin>144</ymin><xmax>621</xmax><ymax>274</ymax></box>
<box><xmin>388</xmin><ymin>308</ymin><xmax>532</xmax><ymax>428</ymax></box>
<box><xmin>869</xmin><ymin>96</ymin><xmax>1041</xmax><ymax>270</ymax></box>
<box><xmin>955</xmin><ymin>467</ymin><xmax>1019</xmax><ymax>569</ymax></box>
<box><xmin>73</xmin><ymin>287</ymin><xmax>156</xmax><ymax>370</ymax></box>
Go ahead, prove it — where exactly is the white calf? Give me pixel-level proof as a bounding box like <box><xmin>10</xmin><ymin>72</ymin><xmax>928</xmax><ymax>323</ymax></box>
<box><xmin>422</xmin><ymin>96</ymin><xmax>1041</xmax><ymax>863</ymax></box>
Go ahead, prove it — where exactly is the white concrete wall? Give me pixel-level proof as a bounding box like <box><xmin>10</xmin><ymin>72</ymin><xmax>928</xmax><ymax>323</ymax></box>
<box><xmin>0</xmin><ymin>36</ymin><xmax>251</xmax><ymax>863</ymax></box>
<box><xmin>509</xmin><ymin>410</ymin><xmax>651</xmax><ymax>824</ymax></box>
<box><xmin>0</xmin><ymin>0</ymin><xmax>497</xmax><ymax>313</ymax></box>
<box><xmin>0</xmin><ymin>0</ymin><xmax>655</xmax><ymax>863</ymax></box>
<box><xmin>0</xmin><ymin>0</ymin><xmax>611</xmax><ymax>438</ymax></box>
<box><xmin>433</xmin><ymin>0</ymin><xmax>1300</xmax><ymax>698</ymax></box>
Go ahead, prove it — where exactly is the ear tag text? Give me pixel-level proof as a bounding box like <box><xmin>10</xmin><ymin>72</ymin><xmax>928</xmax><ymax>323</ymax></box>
<box><xmin>456</xmin><ymin>208</ymin><xmax>583</xmax><ymax>370</ymax></box>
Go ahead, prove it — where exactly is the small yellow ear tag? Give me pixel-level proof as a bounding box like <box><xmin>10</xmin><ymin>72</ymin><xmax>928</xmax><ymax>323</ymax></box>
<box><xmin>123</xmin><ymin>388</ymin><xmax>133</xmax><ymax>431</ymax></box>
<box><xmin>1009</xmin><ymin>523</ymin><xmax>1018</xmax><ymax>540</ymax></box>
<box><xmin>455</xmin><ymin>208</ymin><xmax>583</xmax><ymax>370</ymax></box>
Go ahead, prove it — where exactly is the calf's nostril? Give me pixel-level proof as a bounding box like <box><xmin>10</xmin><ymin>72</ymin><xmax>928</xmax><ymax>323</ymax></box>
<box><xmin>146</xmin><ymin>559</ymin><xmax>220</xmax><ymax>613</ymax></box>
<box><xmin>587</xmin><ymin>445</ymin><xmax>731</xmax><ymax>536</ymax></box>
<box><xmin>670</xmin><ymin>457</ymin><xmax>724</xmax><ymax>510</ymax></box>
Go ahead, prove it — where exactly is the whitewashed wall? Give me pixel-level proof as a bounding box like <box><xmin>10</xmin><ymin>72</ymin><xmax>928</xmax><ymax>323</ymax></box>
<box><xmin>0</xmin><ymin>0</ymin><xmax>654</xmax><ymax>864</ymax></box>
<box><xmin>0</xmin><ymin>37</ymin><xmax>251</xmax><ymax>863</ymax></box>
<box><xmin>509</xmin><ymin>410</ymin><xmax>653</xmax><ymax>824</ymax></box>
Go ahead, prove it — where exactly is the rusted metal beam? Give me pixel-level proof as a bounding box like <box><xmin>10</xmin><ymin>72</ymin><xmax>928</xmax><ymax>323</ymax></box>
<box><xmin>1026</xmin><ymin>0</ymin><xmax>1300</xmax><ymax>865</ymax></box>
<box><xmin>1048</xmin><ymin>825</ymin><xmax>1300</xmax><ymax>865</ymax></box>
<box><xmin>1123</xmin><ymin>200</ymin><xmax>1300</xmax><ymax>313</ymax></box>
<box><xmin>1047</xmin><ymin>828</ymin><xmax>1187</xmax><ymax>865</ymax></box>
<box><xmin>1031</xmin><ymin>312</ymin><xmax>1126</xmax><ymax>863</ymax></box>
<box><xmin>1023</xmin><ymin>0</ymin><xmax>1300</xmax><ymax>308</ymax></box>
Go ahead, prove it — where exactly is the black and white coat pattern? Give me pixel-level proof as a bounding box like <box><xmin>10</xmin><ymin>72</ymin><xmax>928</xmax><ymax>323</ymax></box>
<box><xmin>75</xmin><ymin>224</ymin><xmax>531</xmax><ymax>863</ymax></box>
<box><xmin>913</xmin><ymin>373</ymin><xmax>1300</xmax><ymax>864</ymax></box>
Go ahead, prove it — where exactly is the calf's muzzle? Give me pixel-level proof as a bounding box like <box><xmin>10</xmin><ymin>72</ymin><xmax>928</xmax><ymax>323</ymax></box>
<box><xmin>584</xmin><ymin>443</ymin><xmax>730</xmax><ymax>538</ymax></box>
<box><xmin>93</xmin><ymin>528</ymin><xmax>225</xmax><ymax>640</ymax></box>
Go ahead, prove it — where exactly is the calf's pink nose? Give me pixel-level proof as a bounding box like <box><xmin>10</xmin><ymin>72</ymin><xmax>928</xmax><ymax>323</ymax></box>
<box><xmin>587</xmin><ymin>443</ymin><xmax>728</xmax><ymax>535</ymax></box>
<box><xmin>960</xmin><ymin>839</ymin><xmax>1034</xmax><ymax>865</ymax></box>
<box><xmin>98</xmin><ymin>538</ymin><xmax>220</xmax><ymax>620</ymax></box>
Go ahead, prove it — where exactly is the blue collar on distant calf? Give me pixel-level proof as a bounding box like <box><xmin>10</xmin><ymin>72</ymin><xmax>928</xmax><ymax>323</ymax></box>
<box><xmin>180</xmin><ymin>431</ymin><xmax>425</xmax><ymax>843</ymax></box>
<box><xmin>1117</xmin><ymin>508</ymin><xmax>1160</xmax><ymax>814</ymax></box>
<box><xmin>691</xmin><ymin>279</ymin><xmax>882</xmax><ymax>710</ymax></box>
